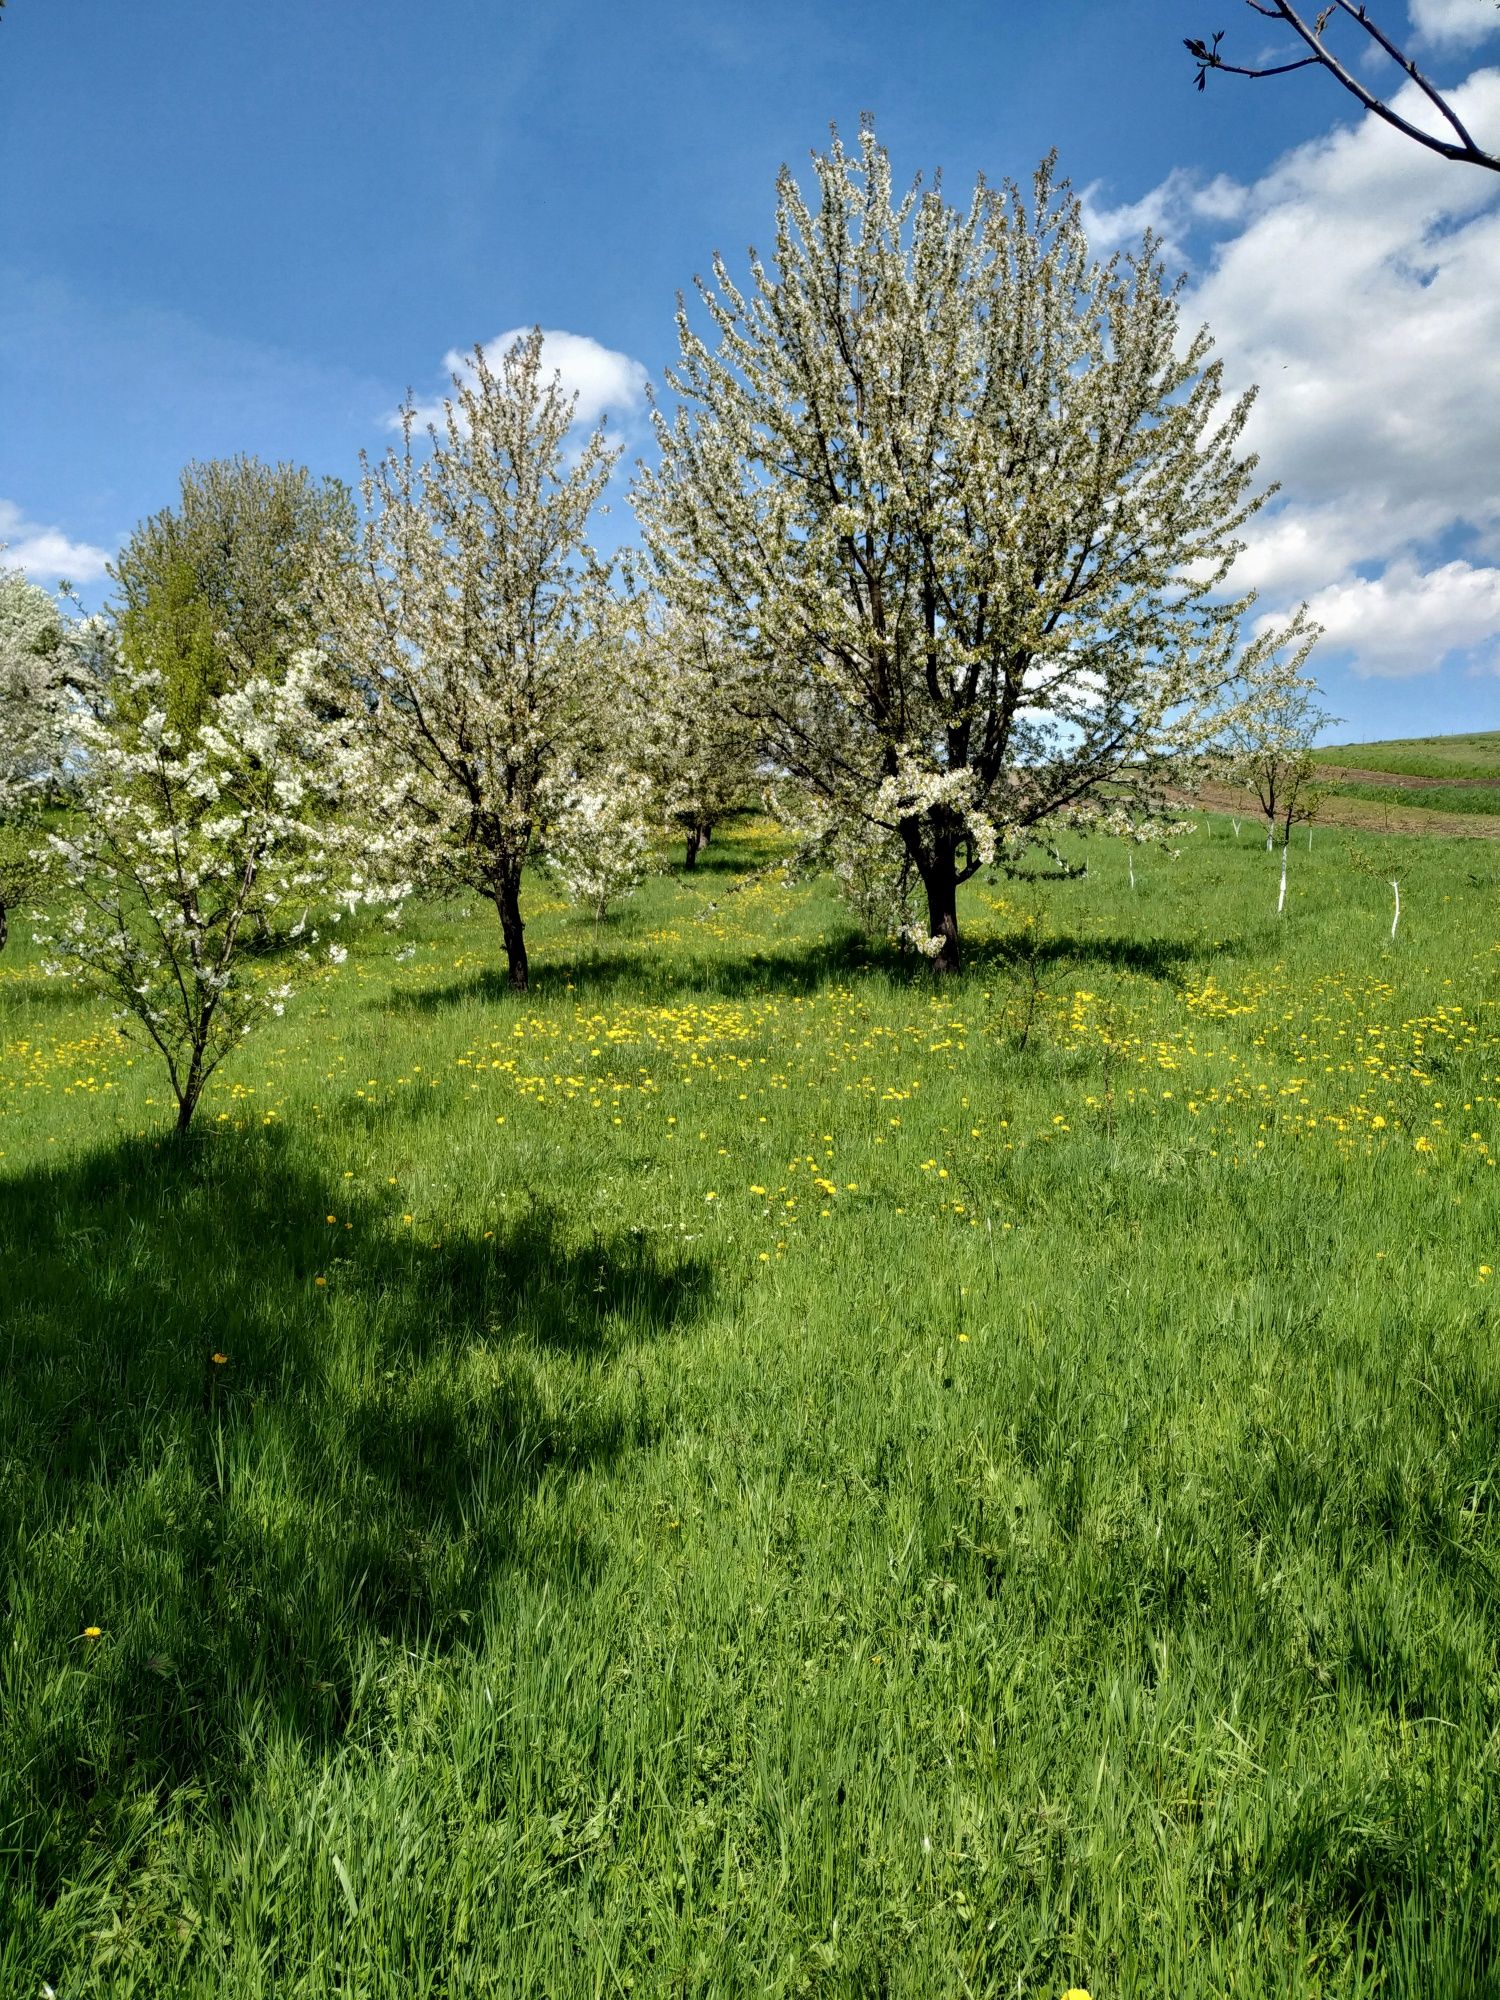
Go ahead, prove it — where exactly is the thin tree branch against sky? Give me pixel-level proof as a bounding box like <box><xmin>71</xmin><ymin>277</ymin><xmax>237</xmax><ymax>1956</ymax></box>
<box><xmin>1186</xmin><ymin>1</ymin><xmax>1500</xmax><ymax>170</ymax></box>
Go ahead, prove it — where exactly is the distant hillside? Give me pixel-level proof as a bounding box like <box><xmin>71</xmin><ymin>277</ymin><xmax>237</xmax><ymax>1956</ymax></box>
<box><xmin>1319</xmin><ymin>731</ymin><xmax>1500</xmax><ymax>782</ymax></box>
<box><xmin>1188</xmin><ymin>730</ymin><xmax>1500</xmax><ymax>838</ymax></box>
<box><xmin>1300</xmin><ymin>729</ymin><xmax>1500</xmax><ymax>837</ymax></box>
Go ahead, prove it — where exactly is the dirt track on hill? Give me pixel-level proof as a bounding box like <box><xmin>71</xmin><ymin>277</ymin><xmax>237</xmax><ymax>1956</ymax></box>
<box><xmin>1182</xmin><ymin>780</ymin><xmax>1500</xmax><ymax>841</ymax></box>
<box><xmin>1316</xmin><ymin>763</ymin><xmax>1500</xmax><ymax>791</ymax></box>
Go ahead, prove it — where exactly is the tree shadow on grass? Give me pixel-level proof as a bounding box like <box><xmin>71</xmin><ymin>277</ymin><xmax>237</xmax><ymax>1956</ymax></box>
<box><xmin>382</xmin><ymin>923</ymin><xmax>1210</xmax><ymax>1017</ymax></box>
<box><xmin>968</xmin><ymin>929</ymin><xmax>1209</xmax><ymax>983</ymax></box>
<box><xmin>0</xmin><ymin>1129</ymin><xmax>710</xmax><ymax>1905</ymax></box>
<box><xmin>384</xmin><ymin>926</ymin><xmax>884</xmax><ymax>1012</ymax></box>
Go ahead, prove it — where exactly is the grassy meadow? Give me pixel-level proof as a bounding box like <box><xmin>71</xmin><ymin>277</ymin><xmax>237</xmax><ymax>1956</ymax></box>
<box><xmin>1320</xmin><ymin>732</ymin><xmax>1500</xmax><ymax>783</ymax></box>
<box><xmin>3</xmin><ymin>814</ymin><xmax>1499</xmax><ymax>1997</ymax></box>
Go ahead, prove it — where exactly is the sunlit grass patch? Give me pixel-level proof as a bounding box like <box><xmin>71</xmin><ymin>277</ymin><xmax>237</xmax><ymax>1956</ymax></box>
<box><xmin>1</xmin><ymin>817</ymin><xmax>1498</xmax><ymax>1996</ymax></box>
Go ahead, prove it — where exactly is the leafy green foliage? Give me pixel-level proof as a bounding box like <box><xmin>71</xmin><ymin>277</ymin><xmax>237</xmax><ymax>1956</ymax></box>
<box><xmin>111</xmin><ymin>456</ymin><xmax>354</xmax><ymax>734</ymax></box>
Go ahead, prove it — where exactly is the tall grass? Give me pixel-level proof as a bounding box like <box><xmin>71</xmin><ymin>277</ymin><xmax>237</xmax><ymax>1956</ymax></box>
<box><xmin>2</xmin><ymin>819</ymin><xmax>1498</xmax><ymax>1997</ymax></box>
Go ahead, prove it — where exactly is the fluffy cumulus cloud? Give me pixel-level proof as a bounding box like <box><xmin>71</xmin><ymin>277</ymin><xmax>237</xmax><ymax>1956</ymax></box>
<box><xmin>1081</xmin><ymin>168</ymin><xmax>1248</xmax><ymax>269</ymax></box>
<box><xmin>401</xmin><ymin>328</ymin><xmax>649</xmax><ymax>436</ymax></box>
<box><xmin>1261</xmin><ymin>562</ymin><xmax>1500</xmax><ymax>677</ymax></box>
<box><xmin>1086</xmin><ymin>67</ymin><xmax>1500</xmax><ymax>679</ymax></box>
<box><xmin>0</xmin><ymin>499</ymin><xmax>112</xmax><ymax>586</ymax></box>
<box><xmin>1408</xmin><ymin>0</ymin><xmax>1500</xmax><ymax>50</ymax></box>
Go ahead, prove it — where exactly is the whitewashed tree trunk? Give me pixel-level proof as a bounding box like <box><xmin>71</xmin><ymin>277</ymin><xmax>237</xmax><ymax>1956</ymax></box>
<box><xmin>1277</xmin><ymin>835</ymin><xmax>1289</xmax><ymax>915</ymax></box>
<box><xmin>1390</xmin><ymin>878</ymin><xmax>1401</xmax><ymax>941</ymax></box>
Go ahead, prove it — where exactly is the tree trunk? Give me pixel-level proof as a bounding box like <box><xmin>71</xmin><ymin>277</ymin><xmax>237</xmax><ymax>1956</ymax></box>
<box><xmin>175</xmin><ymin>1051</ymin><xmax>206</xmax><ymax>1134</ymax></box>
<box><xmin>0</xmin><ymin>896</ymin><xmax>8</xmax><ymax>953</ymax></box>
<box><xmin>493</xmin><ymin>871</ymin><xmax>529</xmax><ymax>993</ymax></box>
<box><xmin>919</xmin><ymin>850</ymin><xmax>961</xmax><ymax>975</ymax></box>
<box><xmin>684</xmin><ymin>824</ymin><xmax>710</xmax><ymax>870</ymax></box>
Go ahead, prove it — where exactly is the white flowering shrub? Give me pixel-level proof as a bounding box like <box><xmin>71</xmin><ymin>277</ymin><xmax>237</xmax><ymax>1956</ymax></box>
<box><xmin>0</xmin><ymin>561</ymin><xmax>76</xmax><ymax>950</ymax></box>
<box><xmin>546</xmin><ymin>767</ymin><xmax>654</xmax><ymax>923</ymax></box>
<box><xmin>638</xmin><ymin>120</ymin><xmax>1318</xmax><ymax>972</ymax></box>
<box><xmin>628</xmin><ymin>604</ymin><xmax>759</xmax><ymax>868</ymax></box>
<box><xmin>1220</xmin><ymin>672</ymin><xmax>1335</xmax><ymax>846</ymax></box>
<box><xmin>38</xmin><ymin>652</ymin><xmax>409</xmax><ymax>1133</ymax></box>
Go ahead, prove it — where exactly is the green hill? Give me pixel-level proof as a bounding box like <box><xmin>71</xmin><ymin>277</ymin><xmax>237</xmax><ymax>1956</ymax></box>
<box><xmin>1320</xmin><ymin>730</ymin><xmax>1500</xmax><ymax>781</ymax></box>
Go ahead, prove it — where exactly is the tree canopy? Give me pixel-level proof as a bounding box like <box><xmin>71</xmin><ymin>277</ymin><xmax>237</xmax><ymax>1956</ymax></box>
<box><xmin>638</xmin><ymin>122</ymin><xmax>1314</xmax><ymax>970</ymax></box>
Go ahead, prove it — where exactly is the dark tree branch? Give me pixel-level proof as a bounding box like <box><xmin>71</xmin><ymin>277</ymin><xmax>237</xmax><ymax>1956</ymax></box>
<box><xmin>1186</xmin><ymin>2</ymin><xmax>1500</xmax><ymax>173</ymax></box>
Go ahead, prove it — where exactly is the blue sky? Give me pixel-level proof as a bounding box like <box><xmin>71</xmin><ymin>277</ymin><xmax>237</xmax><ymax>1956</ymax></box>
<box><xmin>2</xmin><ymin>0</ymin><xmax>1497</xmax><ymax>740</ymax></box>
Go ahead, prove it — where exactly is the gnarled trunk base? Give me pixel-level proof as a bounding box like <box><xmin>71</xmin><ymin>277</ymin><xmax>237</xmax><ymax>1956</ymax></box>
<box><xmin>919</xmin><ymin>857</ymin><xmax>961</xmax><ymax>976</ymax></box>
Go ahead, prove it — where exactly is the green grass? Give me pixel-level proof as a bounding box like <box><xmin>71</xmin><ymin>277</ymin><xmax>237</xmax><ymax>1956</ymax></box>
<box><xmin>3</xmin><ymin>820</ymin><xmax>1500</xmax><ymax>1997</ymax></box>
<box><xmin>1320</xmin><ymin>731</ymin><xmax>1500</xmax><ymax>782</ymax></box>
<box><xmin>1316</xmin><ymin>779</ymin><xmax>1500</xmax><ymax>816</ymax></box>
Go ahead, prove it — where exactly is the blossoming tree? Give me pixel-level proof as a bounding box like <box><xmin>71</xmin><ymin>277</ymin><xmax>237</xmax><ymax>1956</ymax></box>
<box><xmin>1220</xmin><ymin>667</ymin><xmax>1335</xmax><ymax>913</ymax></box>
<box><xmin>637</xmin><ymin>122</ymin><xmax>1316</xmax><ymax>971</ymax></box>
<box><xmin>546</xmin><ymin>766</ymin><xmax>654</xmax><ymax>923</ymax></box>
<box><xmin>41</xmin><ymin>653</ymin><xmax>408</xmax><ymax>1133</ymax></box>
<box><xmin>631</xmin><ymin>602</ymin><xmax>760</xmax><ymax>869</ymax></box>
<box><xmin>0</xmin><ymin>562</ymin><xmax>74</xmax><ymax>951</ymax></box>
<box><xmin>319</xmin><ymin>330</ymin><xmax>617</xmax><ymax>993</ymax></box>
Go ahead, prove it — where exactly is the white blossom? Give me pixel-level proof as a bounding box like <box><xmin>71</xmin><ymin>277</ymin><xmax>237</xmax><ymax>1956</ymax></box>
<box><xmin>37</xmin><ymin>651</ymin><xmax>407</xmax><ymax>1133</ymax></box>
<box><xmin>637</xmin><ymin>121</ymin><xmax>1317</xmax><ymax>971</ymax></box>
<box><xmin>624</xmin><ymin>600</ymin><xmax>760</xmax><ymax>869</ymax></box>
<box><xmin>545</xmin><ymin>765</ymin><xmax>654</xmax><ymax>922</ymax></box>
<box><xmin>317</xmin><ymin>328</ymin><xmax>619</xmax><ymax>993</ymax></box>
<box><xmin>0</xmin><ymin>557</ymin><xmax>80</xmax><ymax>951</ymax></box>
<box><xmin>1218</xmin><ymin>660</ymin><xmax>1335</xmax><ymax>913</ymax></box>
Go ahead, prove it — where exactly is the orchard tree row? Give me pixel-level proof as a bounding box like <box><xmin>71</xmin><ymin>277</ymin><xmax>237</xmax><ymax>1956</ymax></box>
<box><xmin>0</xmin><ymin>123</ymin><xmax>1328</xmax><ymax>1133</ymax></box>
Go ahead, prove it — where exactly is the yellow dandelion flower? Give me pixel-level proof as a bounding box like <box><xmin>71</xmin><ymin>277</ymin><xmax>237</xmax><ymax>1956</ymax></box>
<box><xmin>82</xmin><ymin>1626</ymin><xmax>102</xmax><ymax>1640</ymax></box>
<box><xmin>211</xmin><ymin>1352</ymin><xmax>228</xmax><ymax>1366</ymax></box>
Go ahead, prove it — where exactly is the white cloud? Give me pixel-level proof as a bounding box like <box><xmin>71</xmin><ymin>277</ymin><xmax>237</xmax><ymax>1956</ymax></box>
<box><xmin>1098</xmin><ymin>68</ymin><xmax>1500</xmax><ymax>679</ymax></box>
<box><xmin>1082</xmin><ymin>168</ymin><xmax>1248</xmax><ymax>267</ymax></box>
<box><xmin>1408</xmin><ymin>0</ymin><xmax>1500</xmax><ymax>50</ymax></box>
<box><xmin>1288</xmin><ymin>560</ymin><xmax>1500</xmax><ymax>677</ymax></box>
<box><xmin>0</xmin><ymin>499</ymin><xmax>112</xmax><ymax>586</ymax></box>
<box><xmin>401</xmin><ymin>327</ymin><xmax>649</xmax><ymax>435</ymax></box>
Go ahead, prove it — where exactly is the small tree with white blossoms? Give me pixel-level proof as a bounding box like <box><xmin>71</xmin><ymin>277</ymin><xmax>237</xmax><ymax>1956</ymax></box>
<box><xmin>637</xmin><ymin>122</ymin><xmax>1316</xmax><ymax>972</ymax></box>
<box><xmin>0</xmin><ymin>561</ymin><xmax>76</xmax><ymax>950</ymax></box>
<box><xmin>41</xmin><ymin>653</ymin><xmax>407</xmax><ymax>1133</ymax></box>
<box><xmin>632</xmin><ymin>604</ymin><xmax>760</xmax><ymax>870</ymax></box>
<box><xmin>1220</xmin><ymin>668</ymin><xmax>1335</xmax><ymax>913</ymax></box>
<box><xmin>546</xmin><ymin>765</ymin><xmax>654</xmax><ymax>924</ymax></box>
<box><xmin>319</xmin><ymin>330</ymin><xmax>617</xmax><ymax>994</ymax></box>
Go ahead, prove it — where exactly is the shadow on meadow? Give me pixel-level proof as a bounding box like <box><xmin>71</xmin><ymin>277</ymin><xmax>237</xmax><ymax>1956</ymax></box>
<box><xmin>383</xmin><ymin>924</ymin><xmax>882</xmax><ymax>1011</ymax></box>
<box><xmin>382</xmin><ymin>922</ymin><xmax>1212</xmax><ymax>1017</ymax></box>
<box><xmin>0</xmin><ymin>1129</ymin><xmax>710</xmax><ymax>1901</ymax></box>
<box><xmin>979</xmin><ymin>928</ymin><xmax>1209</xmax><ymax>983</ymax></box>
